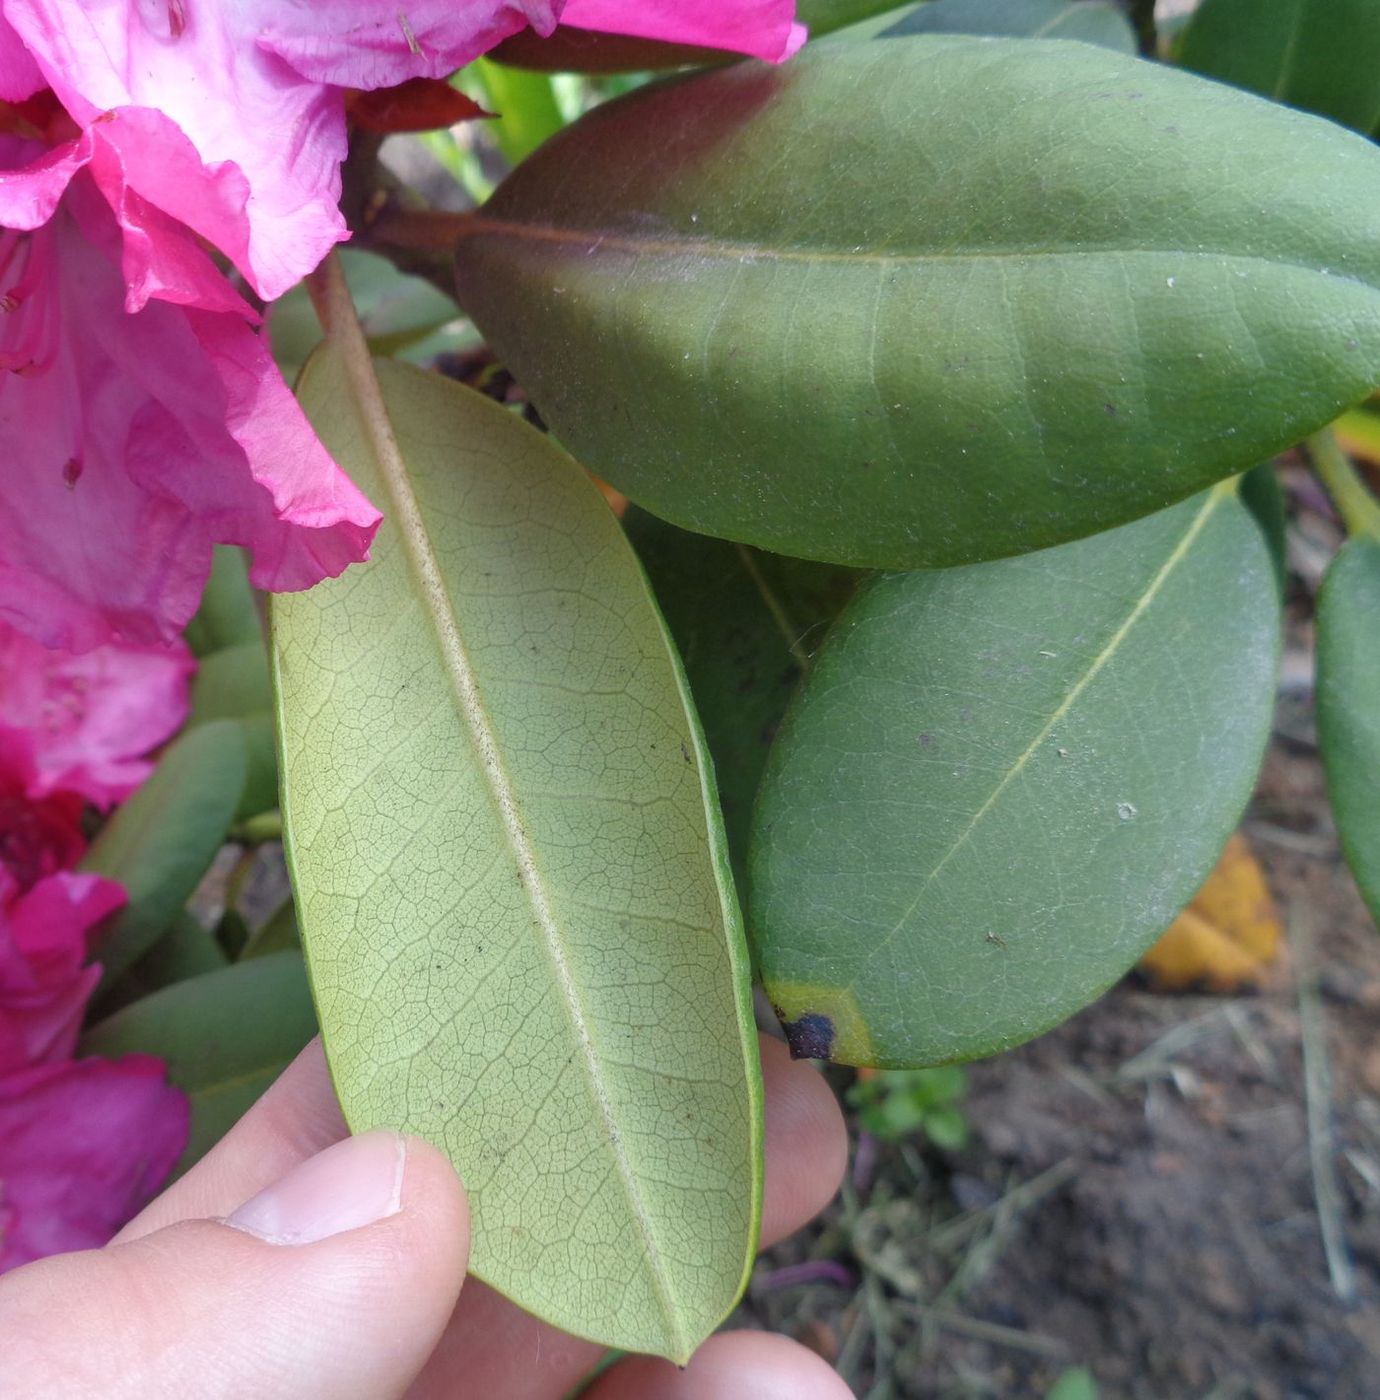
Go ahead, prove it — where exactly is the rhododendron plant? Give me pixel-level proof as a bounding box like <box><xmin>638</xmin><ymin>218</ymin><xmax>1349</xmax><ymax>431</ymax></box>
<box><xmin>4</xmin><ymin>0</ymin><xmax>1380</xmax><ymax>1378</ymax></box>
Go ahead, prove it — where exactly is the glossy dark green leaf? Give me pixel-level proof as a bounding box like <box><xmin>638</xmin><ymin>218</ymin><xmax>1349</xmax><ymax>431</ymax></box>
<box><xmin>81</xmin><ymin>721</ymin><xmax>246</xmax><ymax>993</ymax></box>
<box><xmin>748</xmin><ymin>486</ymin><xmax>1278</xmax><ymax>1066</ymax></box>
<box><xmin>454</xmin><ymin>37</ymin><xmax>1380</xmax><ymax>569</ymax></box>
<box><xmin>1317</xmin><ymin>534</ymin><xmax>1380</xmax><ymax>926</ymax></box>
<box><xmin>883</xmin><ymin>0</ymin><xmax>1135</xmax><ymax>50</ymax></box>
<box><xmin>274</xmin><ymin>338</ymin><xmax>761</xmax><ymax>1361</ymax></box>
<box><xmin>624</xmin><ymin>510</ymin><xmax>859</xmax><ymax>884</ymax></box>
<box><xmin>184</xmin><ymin>547</ymin><xmax>259</xmax><ymax>658</ymax></box>
<box><xmin>1179</xmin><ymin>0</ymin><xmax>1380</xmax><ymax>134</ymax></box>
<box><xmin>82</xmin><ymin>952</ymin><xmax>316</xmax><ymax>1172</ymax></box>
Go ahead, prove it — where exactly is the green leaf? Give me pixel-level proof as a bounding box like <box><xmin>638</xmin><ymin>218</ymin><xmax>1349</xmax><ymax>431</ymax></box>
<box><xmin>624</xmin><ymin>509</ymin><xmax>859</xmax><ymax>886</ymax></box>
<box><xmin>1048</xmin><ymin>1368</ymin><xmax>1100</xmax><ymax>1400</ymax></box>
<box><xmin>185</xmin><ymin>642</ymin><xmax>279</xmax><ymax>819</ymax></box>
<box><xmin>882</xmin><ymin>0</ymin><xmax>1135</xmax><ymax>50</ymax></box>
<box><xmin>82</xmin><ymin>952</ymin><xmax>316</xmax><ymax>1172</ymax></box>
<box><xmin>184</xmin><ymin>547</ymin><xmax>260</xmax><ymax>658</ymax></box>
<box><xmin>240</xmin><ymin>898</ymin><xmax>299</xmax><ymax>960</ymax></box>
<box><xmin>801</xmin><ymin>0</ymin><xmax>917</xmax><ymax>34</ymax></box>
<box><xmin>97</xmin><ymin>911</ymin><xmax>230</xmax><ymax>1016</ymax></box>
<box><xmin>1240</xmin><ymin>462</ymin><xmax>1288</xmax><ymax>596</ymax></box>
<box><xmin>1317</xmin><ymin>534</ymin><xmax>1380</xmax><ymax>927</ymax></box>
<box><xmin>187</xmin><ymin>640</ymin><xmax>273</xmax><ymax>726</ymax></box>
<box><xmin>273</xmin><ymin>340</ymin><xmax>761</xmax><ymax>1362</ymax></box>
<box><xmin>81</xmin><ymin>721</ymin><xmax>246</xmax><ymax>993</ymax></box>
<box><xmin>748</xmin><ymin>486</ymin><xmax>1278</xmax><ymax>1066</ymax></box>
<box><xmin>1179</xmin><ymin>0</ymin><xmax>1380</xmax><ymax>134</ymax></box>
<box><xmin>268</xmin><ymin>248</ymin><xmax>466</xmax><ymax>382</ymax></box>
<box><xmin>454</xmin><ymin>37</ymin><xmax>1380</xmax><ymax>569</ymax></box>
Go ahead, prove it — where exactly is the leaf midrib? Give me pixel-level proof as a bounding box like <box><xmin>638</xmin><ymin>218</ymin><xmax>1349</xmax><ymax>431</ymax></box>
<box><xmin>333</xmin><ymin>351</ymin><xmax>690</xmax><ymax>1358</ymax></box>
<box><xmin>459</xmin><ymin>215</ymin><xmax>1380</xmax><ymax>292</ymax></box>
<box><xmin>846</xmin><ymin>484</ymin><xmax>1228</xmax><ymax>982</ymax></box>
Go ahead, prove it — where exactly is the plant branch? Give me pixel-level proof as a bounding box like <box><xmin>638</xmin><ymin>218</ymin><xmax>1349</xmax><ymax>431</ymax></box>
<box><xmin>1307</xmin><ymin>426</ymin><xmax>1380</xmax><ymax>540</ymax></box>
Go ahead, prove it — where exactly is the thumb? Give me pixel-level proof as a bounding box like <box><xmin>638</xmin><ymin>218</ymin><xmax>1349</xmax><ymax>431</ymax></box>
<box><xmin>0</xmin><ymin>1130</ymin><xmax>469</xmax><ymax>1400</ymax></box>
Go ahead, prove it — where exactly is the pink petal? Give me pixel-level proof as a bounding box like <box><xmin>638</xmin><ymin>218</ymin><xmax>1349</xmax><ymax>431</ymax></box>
<box><xmin>0</xmin><ymin>11</ymin><xmax>42</xmax><ymax>101</ymax></box>
<box><xmin>0</xmin><ymin>621</ymin><xmax>194</xmax><ymax>807</ymax></box>
<box><xmin>0</xmin><ymin>1055</ymin><xmax>189</xmax><ymax>1269</ymax></box>
<box><xmin>257</xmin><ymin>1</ymin><xmax>560</xmax><ymax>86</ymax></box>
<box><xmin>0</xmin><ymin>153</ymin><xmax>378</xmax><ymax>652</ymax></box>
<box><xmin>560</xmin><ymin>0</ymin><xmax>805</xmax><ymax>60</ymax></box>
<box><xmin>4</xmin><ymin>0</ymin><xmax>557</xmax><ymax>299</ymax></box>
<box><xmin>5</xmin><ymin>0</ymin><xmax>347</xmax><ymax>299</ymax></box>
<box><xmin>0</xmin><ymin>870</ymin><xmax>123</xmax><ymax>1074</ymax></box>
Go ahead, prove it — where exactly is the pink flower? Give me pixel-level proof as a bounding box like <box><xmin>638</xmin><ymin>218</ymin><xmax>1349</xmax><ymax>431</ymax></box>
<box><xmin>0</xmin><ymin>124</ymin><xmax>380</xmax><ymax>651</ymax></box>
<box><xmin>0</xmin><ymin>868</ymin><xmax>123</xmax><ymax>1074</ymax></box>
<box><xmin>0</xmin><ymin>731</ymin><xmax>85</xmax><ymax>892</ymax></box>
<box><xmin>1</xmin><ymin>1</ymin><xmax>800</xmax><ymax>300</ymax></box>
<box><xmin>0</xmin><ymin>1053</ymin><xmax>189</xmax><ymax>1269</ymax></box>
<box><xmin>0</xmin><ymin>620</ymin><xmax>193</xmax><ymax>807</ymax></box>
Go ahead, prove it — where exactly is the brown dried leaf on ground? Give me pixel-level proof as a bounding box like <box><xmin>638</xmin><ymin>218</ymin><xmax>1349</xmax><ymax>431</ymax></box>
<box><xmin>1139</xmin><ymin>832</ymin><xmax>1281</xmax><ymax>991</ymax></box>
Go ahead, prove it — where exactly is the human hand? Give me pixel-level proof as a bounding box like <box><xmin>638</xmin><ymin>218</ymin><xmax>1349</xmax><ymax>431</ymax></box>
<box><xmin>0</xmin><ymin>1034</ymin><xmax>850</xmax><ymax>1399</ymax></box>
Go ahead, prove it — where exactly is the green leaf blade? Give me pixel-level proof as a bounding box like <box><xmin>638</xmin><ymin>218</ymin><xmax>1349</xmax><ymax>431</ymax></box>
<box><xmin>273</xmin><ymin>348</ymin><xmax>761</xmax><ymax>1361</ymax></box>
<box><xmin>81</xmin><ymin>721</ymin><xmax>247</xmax><ymax>992</ymax></box>
<box><xmin>1179</xmin><ymin>0</ymin><xmax>1380</xmax><ymax>134</ymax></box>
<box><xmin>748</xmin><ymin>486</ymin><xmax>1279</xmax><ymax>1066</ymax></box>
<box><xmin>624</xmin><ymin>509</ymin><xmax>859</xmax><ymax>885</ymax></box>
<box><xmin>1317</xmin><ymin>535</ymin><xmax>1380</xmax><ymax>926</ymax></box>
<box><xmin>82</xmin><ymin>952</ymin><xmax>316</xmax><ymax>1173</ymax></box>
<box><xmin>454</xmin><ymin>37</ymin><xmax>1380</xmax><ymax>568</ymax></box>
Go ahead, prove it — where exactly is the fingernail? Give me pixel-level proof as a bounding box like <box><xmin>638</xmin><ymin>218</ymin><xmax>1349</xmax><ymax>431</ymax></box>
<box><xmin>226</xmin><ymin>1130</ymin><xmax>406</xmax><ymax>1245</ymax></box>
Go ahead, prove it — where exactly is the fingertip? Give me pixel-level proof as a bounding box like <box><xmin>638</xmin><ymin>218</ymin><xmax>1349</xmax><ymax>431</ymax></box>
<box><xmin>586</xmin><ymin>1329</ymin><xmax>855</xmax><ymax>1399</ymax></box>
<box><xmin>758</xmin><ymin>1034</ymin><xmax>848</xmax><ymax>1248</ymax></box>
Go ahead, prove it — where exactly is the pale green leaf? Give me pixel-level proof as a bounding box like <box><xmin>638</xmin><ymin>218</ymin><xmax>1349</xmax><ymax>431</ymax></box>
<box><xmin>1317</xmin><ymin>534</ymin><xmax>1380</xmax><ymax>927</ymax></box>
<box><xmin>454</xmin><ymin>37</ymin><xmax>1380</xmax><ymax>568</ymax></box>
<box><xmin>1179</xmin><ymin>0</ymin><xmax>1380</xmax><ymax>134</ymax></box>
<box><xmin>273</xmin><ymin>343</ymin><xmax>761</xmax><ymax>1361</ymax></box>
<box><xmin>82</xmin><ymin>952</ymin><xmax>316</xmax><ymax>1172</ymax></box>
<box><xmin>749</xmin><ymin>487</ymin><xmax>1278</xmax><ymax>1066</ymax></box>
<box><xmin>81</xmin><ymin>721</ymin><xmax>246</xmax><ymax>993</ymax></box>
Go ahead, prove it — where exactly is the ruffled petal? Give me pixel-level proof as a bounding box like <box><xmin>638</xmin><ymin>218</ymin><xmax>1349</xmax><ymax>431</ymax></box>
<box><xmin>0</xmin><ymin>621</ymin><xmax>194</xmax><ymax>807</ymax></box>
<box><xmin>0</xmin><ymin>161</ymin><xmax>378</xmax><ymax>651</ymax></box>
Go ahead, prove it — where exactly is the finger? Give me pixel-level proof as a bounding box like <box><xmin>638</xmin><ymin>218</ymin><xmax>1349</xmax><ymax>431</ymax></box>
<box><xmin>406</xmin><ymin>1036</ymin><xmax>847</xmax><ymax>1399</ymax></box>
<box><xmin>757</xmin><ymin>1034</ymin><xmax>848</xmax><ymax>1250</ymax></box>
<box><xmin>581</xmin><ymin>1330</ymin><xmax>854</xmax><ymax>1400</ymax></box>
<box><xmin>1</xmin><ymin>1132</ymin><xmax>468</xmax><ymax>1400</ymax></box>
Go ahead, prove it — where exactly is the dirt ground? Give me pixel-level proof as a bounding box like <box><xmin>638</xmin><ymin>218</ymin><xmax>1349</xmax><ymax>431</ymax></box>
<box><xmin>745</xmin><ymin>496</ymin><xmax>1380</xmax><ymax>1399</ymax></box>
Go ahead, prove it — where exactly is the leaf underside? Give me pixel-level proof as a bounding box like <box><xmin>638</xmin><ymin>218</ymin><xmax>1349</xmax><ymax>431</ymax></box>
<box><xmin>273</xmin><ymin>347</ymin><xmax>761</xmax><ymax>1362</ymax></box>
<box><xmin>748</xmin><ymin>486</ymin><xmax>1279</xmax><ymax>1067</ymax></box>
